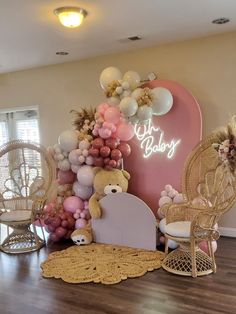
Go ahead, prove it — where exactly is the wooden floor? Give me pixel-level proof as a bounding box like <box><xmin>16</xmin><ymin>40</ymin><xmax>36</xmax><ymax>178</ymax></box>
<box><xmin>0</xmin><ymin>237</ymin><xmax>236</xmax><ymax>314</ymax></box>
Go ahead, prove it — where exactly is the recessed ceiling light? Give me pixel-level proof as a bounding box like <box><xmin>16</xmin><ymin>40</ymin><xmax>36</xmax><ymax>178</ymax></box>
<box><xmin>56</xmin><ymin>51</ymin><xmax>69</xmax><ymax>55</ymax></box>
<box><xmin>212</xmin><ymin>17</ymin><xmax>230</xmax><ymax>25</ymax></box>
<box><xmin>128</xmin><ymin>36</ymin><xmax>142</xmax><ymax>41</ymax></box>
<box><xmin>54</xmin><ymin>6</ymin><xmax>87</xmax><ymax>28</ymax></box>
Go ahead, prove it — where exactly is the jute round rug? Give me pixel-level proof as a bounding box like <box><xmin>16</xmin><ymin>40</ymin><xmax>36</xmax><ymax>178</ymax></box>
<box><xmin>41</xmin><ymin>243</ymin><xmax>165</xmax><ymax>285</ymax></box>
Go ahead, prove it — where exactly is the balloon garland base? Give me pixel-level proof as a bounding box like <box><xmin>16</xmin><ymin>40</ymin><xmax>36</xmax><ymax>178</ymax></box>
<box><xmin>41</xmin><ymin>243</ymin><xmax>164</xmax><ymax>285</ymax></box>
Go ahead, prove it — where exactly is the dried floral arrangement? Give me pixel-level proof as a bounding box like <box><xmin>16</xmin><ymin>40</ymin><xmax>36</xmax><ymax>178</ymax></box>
<box><xmin>212</xmin><ymin>116</ymin><xmax>236</xmax><ymax>171</ymax></box>
<box><xmin>70</xmin><ymin>107</ymin><xmax>96</xmax><ymax>141</ymax></box>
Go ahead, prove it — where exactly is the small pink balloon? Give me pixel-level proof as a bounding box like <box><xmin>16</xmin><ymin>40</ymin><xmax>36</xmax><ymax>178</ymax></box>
<box><xmin>71</xmin><ymin>164</ymin><xmax>81</xmax><ymax>173</ymax></box>
<box><xmin>199</xmin><ymin>241</ymin><xmax>217</xmax><ymax>255</ymax></box>
<box><xmin>100</xmin><ymin>146</ymin><xmax>111</xmax><ymax>158</ymax></box>
<box><xmin>61</xmin><ymin>220</ymin><xmax>69</xmax><ymax>228</ymax></box>
<box><xmin>111</xmin><ymin>148</ymin><xmax>122</xmax><ymax>161</ymax></box>
<box><xmin>109</xmin><ymin>159</ymin><xmax>117</xmax><ymax>168</ymax></box>
<box><xmin>58</xmin><ymin>170</ymin><xmax>76</xmax><ymax>185</ymax></box>
<box><xmin>50</xmin><ymin>233</ymin><xmax>60</xmax><ymax>242</ymax></box>
<box><xmin>55</xmin><ymin>226</ymin><xmax>67</xmax><ymax>238</ymax></box>
<box><xmin>116</xmin><ymin>123</ymin><xmax>134</xmax><ymax>141</ymax></box>
<box><xmin>88</xmin><ymin>148</ymin><xmax>100</xmax><ymax>157</ymax></box>
<box><xmin>92</xmin><ymin>138</ymin><xmax>104</xmax><ymax>149</ymax></box>
<box><xmin>63</xmin><ymin>196</ymin><xmax>84</xmax><ymax>213</ymax></box>
<box><xmin>97</xmin><ymin>103</ymin><xmax>109</xmax><ymax>115</ymax></box>
<box><xmin>85</xmin><ymin>155</ymin><xmax>94</xmax><ymax>166</ymax></box>
<box><xmin>98</xmin><ymin>127</ymin><xmax>112</xmax><ymax>139</ymax></box>
<box><xmin>73</xmin><ymin>213</ymin><xmax>80</xmax><ymax>219</ymax></box>
<box><xmin>93</xmin><ymin>157</ymin><xmax>104</xmax><ymax>167</ymax></box>
<box><xmin>75</xmin><ymin>218</ymin><xmax>87</xmax><ymax>229</ymax></box>
<box><xmin>103</xmin><ymin>121</ymin><xmax>116</xmax><ymax>132</ymax></box>
<box><xmin>80</xmin><ymin>212</ymin><xmax>86</xmax><ymax>219</ymax></box>
<box><xmin>117</xmin><ymin>142</ymin><xmax>131</xmax><ymax>157</ymax></box>
<box><xmin>105</xmin><ymin>138</ymin><xmax>119</xmax><ymax>149</ymax></box>
<box><xmin>159</xmin><ymin>236</ymin><xmax>165</xmax><ymax>245</ymax></box>
<box><xmin>104</xmin><ymin>106</ymin><xmax>120</xmax><ymax>124</ymax></box>
<box><xmin>51</xmin><ymin>217</ymin><xmax>62</xmax><ymax>228</ymax></box>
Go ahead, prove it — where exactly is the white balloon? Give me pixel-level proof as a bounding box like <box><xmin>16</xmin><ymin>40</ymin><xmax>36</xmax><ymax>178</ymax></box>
<box><xmin>99</xmin><ymin>67</ymin><xmax>122</xmax><ymax>90</ymax></box>
<box><xmin>79</xmin><ymin>140</ymin><xmax>90</xmax><ymax>150</ymax></box>
<box><xmin>77</xmin><ymin>165</ymin><xmax>94</xmax><ymax>187</ymax></box>
<box><xmin>71</xmin><ymin>164</ymin><xmax>81</xmax><ymax>173</ymax></box>
<box><xmin>137</xmin><ymin>105</ymin><xmax>153</xmax><ymax>121</ymax></box>
<box><xmin>151</xmin><ymin>87</ymin><xmax>173</xmax><ymax>116</ymax></box>
<box><xmin>73</xmin><ymin>181</ymin><xmax>93</xmax><ymax>200</ymax></box>
<box><xmin>168</xmin><ymin>240</ymin><xmax>178</xmax><ymax>249</ymax></box>
<box><xmin>123</xmin><ymin>71</ymin><xmax>141</xmax><ymax>90</ymax></box>
<box><xmin>107</xmin><ymin>97</ymin><xmax>120</xmax><ymax>106</ymax></box>
<box><xmin>85</xmin><ymin>155</ymin><xmax>94</xmax><ymax>166</ymax></box>
<box><xmin>119</xmin><ymin>96</ymin><xmax>138</xmax><ymax>117</ymax></box>
<box><xmin>131</xmin><ymin>88</ymin><xmax>143</xmax><ymax>99</ymax></box>
<box><xmin>58</xmin><ymin>159</ymin><xmax>71</xmax><ymax>171</ymax></box>
<box><xmin>128</xmin><ymin>114</ymin><xmax>139</xmax><ymax>125</ymax></box>
<box><xmin>58</xmin><ymin>130</ymin><xmax>79</xmax><ymax>152</ymax></box>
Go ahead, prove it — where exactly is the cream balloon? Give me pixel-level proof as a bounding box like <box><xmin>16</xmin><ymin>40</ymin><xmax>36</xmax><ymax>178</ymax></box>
<box><xmin>107</xmin><ymin>96</ymin><xmax>120</xmax><ymax>106</ymax></box>
<box><xmin>99</xmin><ymin>67</ymin><xmax>122</xmax><ymax>90</ymax></box>
<box><xmin>123</xmin><ymin>71</ymin><xmax>141</xmax><ymax>90</ymax></box>
<box><xmin>151</xmin><ymin>87</ymin><xmax>173</xmax><ymax>116</ymax></box>
<box><xmin>119</xmin><ymin>97</ymin><xmax>138</xmax><ymax>117</ymax></box>
<box><xmin>58</xmin><ymin>130</ymin><xmax>79</xmax><ymax>152</ymax></box>
<box><xmin>137</xmin><ymin>105</ymin><xmax>153</xmax><ymax>121</ymax></box>
<box><xmin>131</xmin><ymin>88</ymin><xmax>142</xmax><ymax>99</ymax></box>
<box><xmin>128</xmin><ymin>114</ymin><xmax>139</xmax><ymax>125</ymax></box>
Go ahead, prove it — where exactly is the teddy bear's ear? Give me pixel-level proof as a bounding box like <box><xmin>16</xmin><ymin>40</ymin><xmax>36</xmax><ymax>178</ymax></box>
<box><xmin>122</xmin><ymin>170</ymin><xmax>130</xmax><ymax>180</ymax></box>
<box><xmin>93</xmin><ymin>167</ymin><xmax>102</xmax><ymax>175</ymax></box>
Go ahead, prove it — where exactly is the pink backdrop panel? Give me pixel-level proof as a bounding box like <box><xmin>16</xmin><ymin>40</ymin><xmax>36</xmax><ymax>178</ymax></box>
<box><xmin>125</xmin><ymin>80</ymin><xmax>202</xmax><ymax>213</ymax></box>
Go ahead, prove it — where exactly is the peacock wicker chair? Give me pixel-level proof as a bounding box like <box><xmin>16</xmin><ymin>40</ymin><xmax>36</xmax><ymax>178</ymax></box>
<box><xmin>161</xmin><ymin>121</ymin><xmax>236</xmax><ymax>277</ymax></box>
<box><xmin>0</xmin><ymin>140</ymin><xmax>56</xmax><ymax>254</ymax></box>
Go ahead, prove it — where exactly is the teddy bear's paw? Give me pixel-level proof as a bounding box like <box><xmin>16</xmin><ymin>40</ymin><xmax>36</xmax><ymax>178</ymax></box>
<box><xmin>91</xmin><ymin>206</ymin><xmax>102</xmax><ymax>219</ymax></box>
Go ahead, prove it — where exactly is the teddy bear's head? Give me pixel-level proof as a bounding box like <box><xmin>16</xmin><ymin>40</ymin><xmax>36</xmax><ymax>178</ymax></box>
<box><xmin>71</xmin><ymin>224</ymin><xmax>92</xmax><ymax>245</ymax></box>
<box><xmin>93</xmin><ymin>168</ymin><xmax>130</xmax><ymax>196</ymax></box>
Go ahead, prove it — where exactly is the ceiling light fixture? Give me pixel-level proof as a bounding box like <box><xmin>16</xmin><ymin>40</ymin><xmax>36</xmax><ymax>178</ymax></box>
<box><xmin>212</xmin><ymin>17</ymin><xmax>230</xmax><ymax>25</ymax></box>
<box><xmin>54</xmin><ymin>6</ymin><xmax>87</xmax><ymax>28</ymax></box>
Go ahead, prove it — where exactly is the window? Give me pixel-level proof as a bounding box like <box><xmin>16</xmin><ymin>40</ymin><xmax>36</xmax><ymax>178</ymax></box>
<box><xmin>0</xmin><ymin>108</ymin><xmax>40</xmax><ymax>146</ymax></box>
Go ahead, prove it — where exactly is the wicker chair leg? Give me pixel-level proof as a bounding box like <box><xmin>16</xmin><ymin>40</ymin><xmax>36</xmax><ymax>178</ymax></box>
<box><xmin>32</xmin><ymin>223</ymin><xmax>40</xmax><ymax>248</ymax></box>
<box><xmin>165</xmin><ymin>237</ymin><xmax>169</xmax><ymax>257</ymax></box>
<box><xmin>208</xmin><ymin>241</ymin><xmax>217</xmax><ymax>273</ymax></box>
<box><xmin>191</xmin><ymin>239</ymin><xmax>197</xmax><ymax>278</ymax></box>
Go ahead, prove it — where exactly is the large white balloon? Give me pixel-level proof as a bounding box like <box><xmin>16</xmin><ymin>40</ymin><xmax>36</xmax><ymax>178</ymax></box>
<box><xmin>137</xmin><ymin>105</ymin><xmax>153</xmax><ymax>121</ymax></box>
<box><xmin>99</xmin><ymin>67</ymin><xmax>122</xmax><ymax>90</ymax></box>
<box><xmin>128</xmin><ymin>114</ymin><xmax>139</xmax><ymax>125</ymax></box>
<box><xmin>119</xmin><ymin>97</ymin><xmax>138</xmax><ymax>117</ymax></box>
<box><xmin>123</xmin><ymin>71</ymin><xmax>141</xmax><ymax>90</ymax></box>
<box><xmin>77</xmin><ymin>165</ymin><xmax>94</xmax><ymax>187</ymax></box>
<box><xmin>58</xmin><ymin>130</ymin><xmax>79</xmax><ymax>152</ymax></box>
<box><xmin>151</xmin><ymin>87</ymin><xmax>173</xmax><ymax>116</ymax></box>
<box><xmin>73</xmin><ymin>181</ymin><xmax>93</xmax><ymax>200</ymax></box>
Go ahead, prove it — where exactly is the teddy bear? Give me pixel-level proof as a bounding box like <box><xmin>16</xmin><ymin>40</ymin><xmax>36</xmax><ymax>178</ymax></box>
<box><xmin>89</xmin><ymin>167</ymin><xmax>130</xmax><ymax>219</ymax></box>
<box><xmin>71</xmin><ymin>223</ymin><xmax>93</xmax><ymax>245</ymax></box>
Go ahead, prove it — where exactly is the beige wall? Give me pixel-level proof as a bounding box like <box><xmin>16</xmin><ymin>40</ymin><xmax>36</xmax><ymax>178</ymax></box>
<box><xmin>0</xmin><ymin>31</ymin><xmax>236</xmax><ymax>228</ymax></box>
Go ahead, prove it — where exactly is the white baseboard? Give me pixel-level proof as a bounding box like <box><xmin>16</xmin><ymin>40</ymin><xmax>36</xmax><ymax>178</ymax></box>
<box><xmin>219</xmin><ymin>227</ymin><xmax>236</xmax><ymax>238</ymax></box>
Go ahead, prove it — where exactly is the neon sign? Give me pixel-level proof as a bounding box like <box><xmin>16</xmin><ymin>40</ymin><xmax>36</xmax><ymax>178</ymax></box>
<box><xmin>134</xmin><ymin>119</ymin><xmax>181</xmax><ymax>159</ymax></box>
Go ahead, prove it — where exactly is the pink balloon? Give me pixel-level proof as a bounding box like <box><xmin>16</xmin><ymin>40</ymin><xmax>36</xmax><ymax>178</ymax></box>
<box><xmin>51</xmin><ymin>217</ymin><xmax>62</xmax><ymax>228</ymax></box>
<box><xmin>98</xmin><ymin>127</ymin><xmax>112</xmax><ymax>139</ymax></box>
<box><xmin>97</xmin><ymin>103</ymin><xmax>110</xmax><ymax>115</ymax></box>
<box><xmin>118</xmin><ymin>142</ymin><xmax>131</xmax><ymax>157</ymax></box>
<box><xmin>199</xmin><ymin>241</ymin><xmax>217</xmax><ymax>255</ymax></box>
<box><xmin>103</xmin><ymin>121</ymin><xmax>116</xmax><ymax>132</ymax></box>
<box><xmin>49</xmin><ymin>233</ymin><xmax>60</xmax><ymax>242</ymax></box>
<box><xmin>104</xmin><ymin>157</ymin><xmax>110</xmax><ymax>165</ymax></box>
<box><xmin>105</xmin><ymin>138</ymin><xmax>119</xmax><ymax>149</ymax></box>
<box><xmin>80</xmin><ymin>212</ymin><xmax>86</xmax><ymax>219</ymax></box>
<box><xmin>94</xmin><ymin>157</ymin><xmax>104</xmax><ymax>167</ymax></box>
<box><xmin>109</xmin><ymin>159</ymin><xmax>117</xmax><ymax>168</ymax></box>
<box><xmin>75</xmin><ymin>218</ymin><xmax>87</xmax><ymax>229</ymax></box>
<box><xmin>55</xmin><ymin>226</ymin><xmax>67</xmax><ymax>238</ymax></box>
<box><xmin>58</xmin><ymin>170</ymin><xmax>76</xmax><ymax>185</ymax></box>
<box><xmin>116</xmin><ymin>123</ymin><xmax>134</xmax><ymax>141</ymax></box>
<box><xmin>63</xmin><ymin>196</ymin><xmax>84</xmax><ymax>213</ymax></box>
<box><xmin>61</xmin><ymin>220</ymin><xmax>69</xmax><ymax>228</ymax></box>
<box><xmin>92</xmin><ymin>138</ymin><xmax>104</xmax><ymax>149</ymax></box>
<box><xmin>88</xmin><ymin>148</ymin><xmax>100</xmax><ymax>157</ymax></box>
<box><xmin>100</xmin><ymin>146</ymin><xmax>111</xmax><ymax>158</ymax></box>
<box><xmin>111</xmin><ymin>149</ymin><xmax>122</xmax><ymax>161</ymax></box>
<box><xmin>104</xmin><ymin>106</ymin><xmax>120</xmax><ymax>124</ymax></box>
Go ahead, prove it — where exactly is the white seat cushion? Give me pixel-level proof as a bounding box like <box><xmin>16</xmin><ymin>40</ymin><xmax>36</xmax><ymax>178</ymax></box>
<box><xmin>0</xmin><ymin>210</ymin><xmax>32</xmax><ymax>222</ymax></box>
<box><xmin>165</xmin><ymin>221</ymin><xmax>192</xmax><ymax>238</ymax></box>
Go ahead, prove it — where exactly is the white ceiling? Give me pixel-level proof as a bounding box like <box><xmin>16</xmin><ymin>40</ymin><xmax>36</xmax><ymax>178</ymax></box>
<box><xmin>0</xmin><ymin>0</ymin><xmax>236</xmax><ymax>74</ymax></box>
